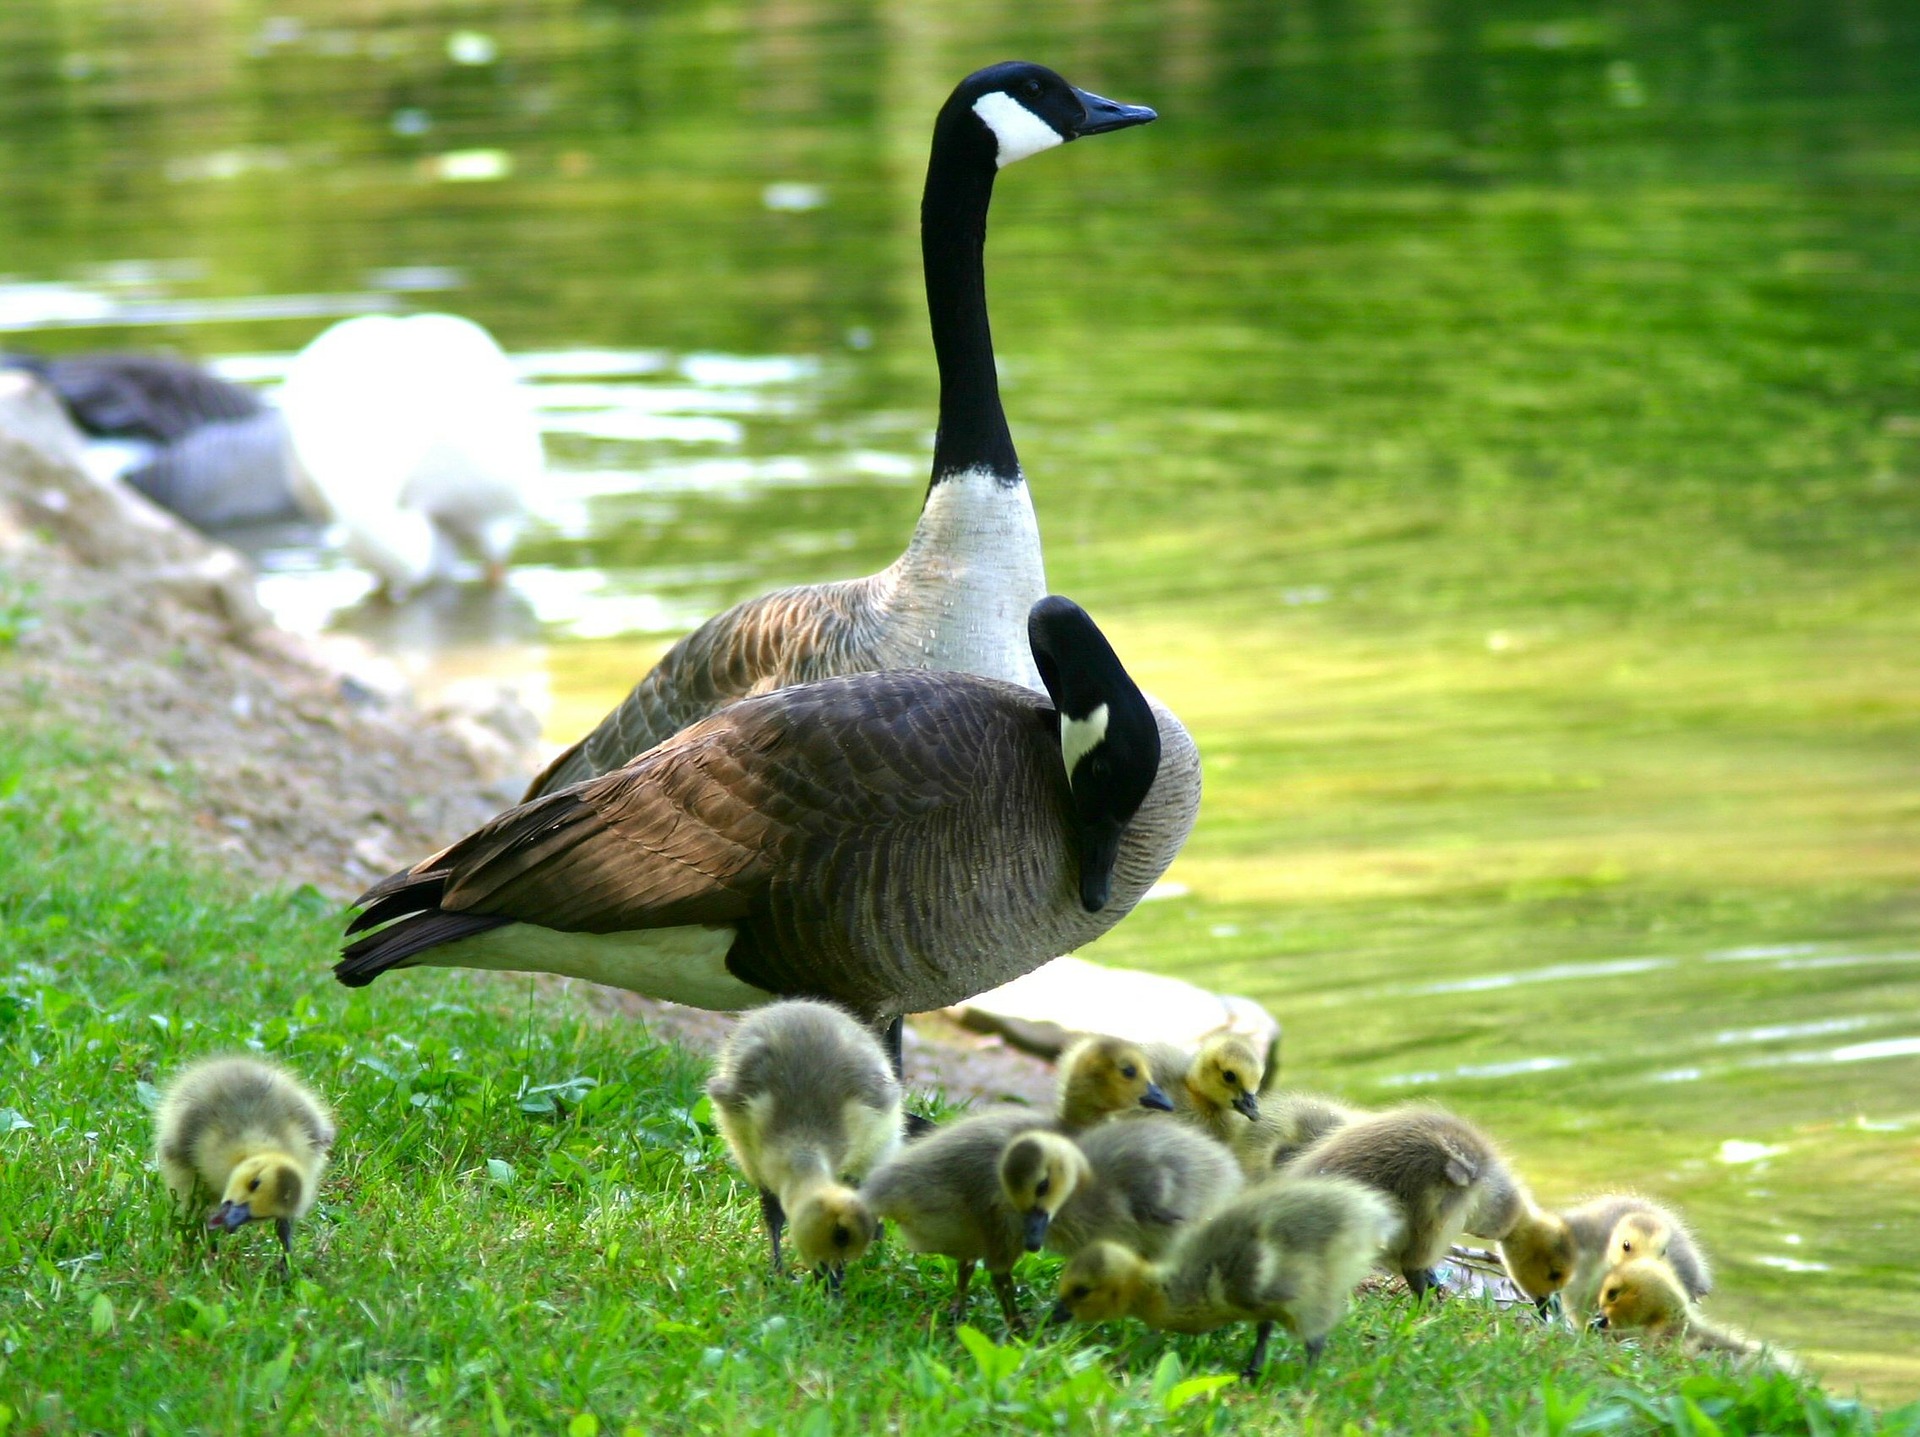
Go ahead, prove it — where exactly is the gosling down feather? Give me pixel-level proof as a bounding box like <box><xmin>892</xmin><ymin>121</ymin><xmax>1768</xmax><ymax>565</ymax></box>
<box><xmin>154</xmin><ymin>1056</ymin><xmax>334</xmax><ymax>1260</ymax></box>
<box><xmin>1051</xmin><ymin>1175</ymin><xmax>1402</xmax><ymax>1381</ymax></box>
<box><xmin>706</xmin><ymin>1000</ymin><xmax>902</xmax><ymax>1282</ymax></box>
<box><xmin>1001</xmin><ymin>1120</ymin><xmax>1242</xmax><ymax>1259</ymax></box>
<box><xmin>527</xmin><ymin>61</ymin><xmax>1156</xmax><ymax>798</ymax></box>
<box><xmin>337</xmin><ymin>596</ymin><xmax>1201</xmax><ymax>1028</ymax></box>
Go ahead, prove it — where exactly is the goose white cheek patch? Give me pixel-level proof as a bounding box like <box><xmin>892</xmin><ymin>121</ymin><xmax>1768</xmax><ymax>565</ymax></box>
<box><xmin>973</xmin><ymin>91</ymin><xmax>1065</xmax><ymax>168</ymax></box>
<box><xmin>1060</xmin><ymin>703</ymin><xmax>1110</xmax><ymax>784</ymax></box>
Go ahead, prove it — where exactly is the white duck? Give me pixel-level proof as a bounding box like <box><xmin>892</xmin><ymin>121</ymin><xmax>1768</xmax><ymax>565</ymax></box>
<box><xmin>277</xmin><ymin>313</ymin><xmax>538</xmax><ymax>597</ymax></box>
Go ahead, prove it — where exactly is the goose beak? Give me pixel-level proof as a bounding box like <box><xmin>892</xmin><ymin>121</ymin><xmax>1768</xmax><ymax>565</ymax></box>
<box><xmin>1069</xmin><ymin>88</ymin><xmax>1157</xmax><ymax>138</ymax></box>
<box><xmin>1232</xmin><ymin>1091</ymin><xmax>1261</xmax><ymax>1121</ymax></box>
<box><xmin>1140</xmin><ymin>1083</ymin><xmax>1175</xmax><ymax>1112</ymax></box>
<box><xmin>1535</xmin><ymin>1293</ymin><xmax>1562</xmax><ymax>1321</ymax></box>
<box><xmin>1076</xmin><ymin>816</ymin><xmax>1125</xmax><ymax>912</ymax></box>
<box><xmin>208</xmin><ymin>1201</ymin><xmax>252</xmax><ymax>1232</ymax></box>
<box><xmin>1048</xmin><ymin>1301</ymin><xmax>1075</xmax><ymax>1326</ymax></box>
<box><xmin>1023</xmin><ymin>1210</ymin><xmax>1052</xmax><ymax>1252</ymax></box>
<box><xmin>1589</xmin><ymin>1313</ymin><xmax>1610</xmax><ymax>1332</ymax></box>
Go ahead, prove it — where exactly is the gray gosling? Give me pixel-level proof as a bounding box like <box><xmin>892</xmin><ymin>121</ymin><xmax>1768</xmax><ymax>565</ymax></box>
<box><xmin>155</xmin><ymin>1056</ymin><xmax>334</xmax><ymax>1263</ymax></box>
<box><xmin>1142</xmin><ymin>1033</ymin><xmax>1265</xmax><ymax>1143</ymax></box>
<box><xmin>1464</xmin><ymin>1166</ymin><xmax>1577</xmax><ymax>1315</ymax></box>
<box><xmin>1251</xmin><ymin>1091</ymin><xmax>1365</xmax><ymax>1172</ymax></box>
<box><xmin>1050</xmin><ymin>1175</ymin><xmax>1401</xmax><ymax>1381</ymax></box>
<box><xmin>858</xmin><ymin>1033</ymin><xmax>1173</xmax><ymax>1329</ymax></box>
<box><xmin>1283</xmin><ymin>1103</ymin><xmax>1506</xmax><ymax>1300</ymax></box>
<box><xmin>1560</xmin><ymin>1194</ymin><xmax>1712</xmax><ymax>1318</ymax></box>
<box><xmin>1056</xmin><ymin>1035</ymin><xmax>1174</xmax><ymax>1133</ymax></box>
<box><xmin>706</xmin><ymin>1000</ymin><xmax>902</xmax><ymax>1285</ymax></box>
<box><xmin>1596</xmin><ymin>1257</ymin><xmax>1798</xmax><ymax>1374</ymax></box>
<box><xmin>999</xmin><ymin>1120</ymin><xmax>1241</xmax><ymax>1259</ymax></box>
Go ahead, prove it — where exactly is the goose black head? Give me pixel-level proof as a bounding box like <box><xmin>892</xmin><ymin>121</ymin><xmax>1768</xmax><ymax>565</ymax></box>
<box><xmin>1029</xmin><ymin>596</ymin><xmax>1161</xmax><ymax>912</ymax></box>
<box><xmin>942</xmin><ymin>62</ymin><xmax>1157</xmax><ymax>172</ymax></box>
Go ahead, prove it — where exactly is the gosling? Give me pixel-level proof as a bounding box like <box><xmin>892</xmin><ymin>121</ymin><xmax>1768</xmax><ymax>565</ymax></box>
<box><xmin>1057</xmin><ymin>1035</ymin><xmax>1174</xmax><ymax>1133</ymax></box>
<box><xmin>999</xmin><ymin>1120</ymin><xmax>1241</xmax><ymax>1259</ymax></box>
<box><xmin>1282</xmin><ymin>1103</ymin><xmax>1505</xmax><ymax>1299</ymax></box>
<box><xmin>1252</xmin><ymin>1091</ymin><xmax>1364</xmax><ymax>1171</ymax></box>
<box><xmin>1596</xmin><ymin>1257</ymin><xmax>1797</xmax><ymax>1373</ymax></box>
<box><xmin>154</xmin><ymin>1056</ymin><xmax>334</xmax><ymax>1262</ymax></box>
<box><xmin>706</xmin><ymin>1000</ymin><xmax>902</xmax><ymax>1283</ymax></box>
<box><xmin>857</xmin><ymin>1032</ymin><xmax>1174</xmax><ymax>1328</ymax></box>
<box><xmin>1467</xmin><ymin>1169</ymin><xmax>1577</xmax><ymax>1315</ymax></box>
<box><xmin>1051</xmin><ymin>1175</ymin><xmax>1401</xmax><ymax>1381</ymax></box>
<box><xmin>1142</xmin><ymin>1033</ymin><xmax>1265</xmax><ymax>1144</ymax></box>
<box><xmin>1560</xmin><ymin>1194</ymin><xmax>1711</xmax><ymax>1317</ymax></box>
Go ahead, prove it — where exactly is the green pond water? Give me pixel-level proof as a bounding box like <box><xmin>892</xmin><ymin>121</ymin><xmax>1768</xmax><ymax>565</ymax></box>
<box><xmin>5</xmin><ymin>0</ymin><xmax>1919</xmax><ymax>1400</ymax></box>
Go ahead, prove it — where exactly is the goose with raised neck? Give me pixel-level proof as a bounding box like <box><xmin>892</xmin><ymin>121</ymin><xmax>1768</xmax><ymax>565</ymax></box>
<box><xmin>526</xmin><ymin>62</ymin><xmax>1155</xmax><ymax>798</ymax></box>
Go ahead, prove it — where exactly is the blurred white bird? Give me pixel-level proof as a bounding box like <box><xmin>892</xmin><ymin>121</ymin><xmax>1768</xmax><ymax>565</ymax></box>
<box><xmin>277</xmin><ymin>313</ymin><xmax>539</xmax><ymax>598</ymax></box>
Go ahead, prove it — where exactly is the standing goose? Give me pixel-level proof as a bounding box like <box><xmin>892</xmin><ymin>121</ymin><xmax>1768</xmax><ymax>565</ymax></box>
<box><xmin>338</xmin><ymin>597</ymin><xmax>1201</xmax><ymax>1037</ymax></box>
<box><xmin>526</xmin><ymin>61</ymin><xmax>1156</xmax><ymax>799</ymax></box>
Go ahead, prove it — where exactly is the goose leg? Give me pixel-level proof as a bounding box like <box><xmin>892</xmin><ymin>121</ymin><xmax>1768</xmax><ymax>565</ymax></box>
<box><xmin>1302</xmin><ymin>1336</ymin><xmax>1325</xmax><ymax>1372</ymax></box>
<box><xmin>759</xmin><ymin>1188</ymin><xmax>787</xmax><ymax>1276</ymax></box>
<box><xmin>1405</xmin><ymin>1266</ymin><xmax>1438</xmax><ymax>1300</ymax></box>
<box><xmin>881</xmin><ymin>1015</ymin><xmax>937</xmax><ymax>1139</ymax></box>
<box><xmin>991</xmin><ymin>1270</ymin><xmax>1027</xmax><ymax>1335</ymax></box>
<box><xmin>275</xmin><ymin>1218</ymin><xmax>294</xmax><ymax>1278</ymax></box>
<box><xmin>1239</xmin><ymin>1320</ymin><xmax>1275</xmax><ymax>1383</ymax></box>
<box><xmin>947</xmin><ymin>1260</ymin><xmax>976</xmax><ymax>1324</ymax></box>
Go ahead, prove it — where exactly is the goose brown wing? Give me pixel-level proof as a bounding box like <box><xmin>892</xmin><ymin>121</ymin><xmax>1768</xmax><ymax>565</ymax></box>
<box><xmin>374</xmin><ymin>670</ymin><xmax>1045</xmax><ymax>944</ymax></box>
<box><xmin>525</xmin><ymin>580</ymin><xmax>878</xmax><ymax>799</ymax></box>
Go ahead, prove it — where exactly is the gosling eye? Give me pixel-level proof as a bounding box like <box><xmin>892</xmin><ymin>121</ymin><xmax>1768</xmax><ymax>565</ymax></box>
<box><xmin>1070</xmin><ymin>1285</ymin><xmax>1090</xmax><ymax>1300</ymax></box>
<box><xmin>1548</xmin><ymin>1269</ymin><xmax>1563</xmax><ymax>1284</ymax></box>
<box><xmin>1223</xmin><ymin>1071</ymin><xmax>1241</xmax><ymax>1088</ymax></box>
<box><xmin>249</xmin><ymin>1178</ymin><xmax>261</xmax><ymax>1192</ymax></box>
<box><xmin>1120</xmin><ymin>1065</ymin><xmax>1137</xmax><ymax>1080</ymax></box>
<box><xmin>1621</xmin><ymin>1241</ymin><xmax>1635</xmax><ymax>1255</ymax></box>
<box><xmin>1603</xmin><ymin>1287</ymin><xmax>1619</xmax><ymax>1303</ymax></box>
<box><xmin>1034</xmin><ymin>1177</ymin><xmax>1051</xmax><ymax>1199</ymax></box>
<box><xmin>833</xmin><ymin>1226</ymin><xmax>851</xmax><ymax>1248</ymax></box>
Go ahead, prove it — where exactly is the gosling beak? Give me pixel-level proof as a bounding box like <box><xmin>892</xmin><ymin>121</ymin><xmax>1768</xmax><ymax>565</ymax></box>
<box><xmin>1139</xmin><ymin>1082</ymin><xmax>1175</xmax><ymax>1113</ymax></box>
<box><xmin>1589</xmin><ymin>1313</ymin><xmax>1610</xmax><ymax>1332</ymax></box>
<box><xmin>1023</xmin><ymin>1210</ymin><xmax>1052</xmax><ymax>1252</ymax></box>
<box><xmin>1534</xmin><ymin>1293</ymin><xmax>1562</xmax><ymax>1321</ymax></box>
<box><xmin>1067</xmin><ymin>88</ymin><xmax>1158</xmax><ymax>139</ymax></box>
<box><xmin>208</xmin><ymin>1201</ymin><xmax>252</xmax><ymax>1233</ymax></box>
<box><xmin>1048</xmin><ymin>1301</ymin><xmax>1074</xmax><ymax>1326</ymax></box>
<box><xmin>1232</xmin><ymin>1091</ymin><xmax>1261</xmax><ymax>1121</ymax></box>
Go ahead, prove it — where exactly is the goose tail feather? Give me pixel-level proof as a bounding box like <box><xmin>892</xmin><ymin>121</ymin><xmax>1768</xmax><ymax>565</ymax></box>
<box><xmin>335</xmin><ymin>909</ymin><xmax>512</xmax><ymax>987</ymax></box>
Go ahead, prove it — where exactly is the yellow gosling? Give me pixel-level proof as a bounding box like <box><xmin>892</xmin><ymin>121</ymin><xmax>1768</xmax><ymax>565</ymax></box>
<box><xmin>1597</xmin><ymin>1257</ymin><xmax>1799</xmax><ymax>1374</ymax></box>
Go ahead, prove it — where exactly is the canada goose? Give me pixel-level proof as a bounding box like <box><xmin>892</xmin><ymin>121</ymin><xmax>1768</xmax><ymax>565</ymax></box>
<box><xmin>337</xmin><ymin>597</ymin><xmax>1201</xmax><ymax>1052</ymax></box>
<box><xmin>1560</xmin><ymin>1194</ymin><xmax>1711</xmax><ymax>1317</ymax></box>
<box><xmin>526</xmin><ymin>61</ymin><xmax>1157</xmax><ymax>800</ymax></box>
<box><xmin>1050</xmin><ymin>1176</ymin><xmax>1401</xmax><ymax>1380</ymax></box>
<box><xmin>854</xmin><ymin>1032</ymin><xmax>1175</xmax><ymax>1326</ymax></box>
<box><xmin>1056</xmin><ymin>1035</ymin><xmax>1174</xmax><ymax>1133</ymax></box>
<box><xmin>1252</xmin><ymin>1091</ymin><xmax>1365</xmax><ymax>1172</ymax></box>
<box><xmin>857</xmin><ymin>1109</ymin><xmax>1060</xmax><ymax>1331</ymax></box>
<box><xmin>1596</xmin><ymin>1258</ymin><xmax>1797</xmax><ymax>1373</ymax></box>
<box><xmin>1466</xmin><ymin>1169</ymin><xmax>1577</xmax><ymax>1314</ymax></box>
<box><xmin>1001</xmin><ymin>1119</ymin><xmax>1241</xmax><ymax>1258</ymax></box>
<box><xmin>1282</xmin><ymin>1104</ymin><xmax>1505</xmax><ymax>1299</ymax></box>
<box><xmin>153</xmin><ymin>1056</ymin><xmax>334</xmax><ymax>1262</ymax></box>
<box><xmin>1142</xmin><ymin>1033</ymin><xmax>1265</xmax><ymax>1144</ymax></box>
<box><xmin>705</xmin><ymin>1000</ymin><xmax>903</xmax><ymax>1283</ymax></box>
<box><xmin>276</xmin><ymin>313</ymin><xmax>537</xmax><ymax>597</ymax></box>
<box><xmin>3</xmin><ymin>350</ymin><xmax>308</xmax><ymax>528</ymax></box>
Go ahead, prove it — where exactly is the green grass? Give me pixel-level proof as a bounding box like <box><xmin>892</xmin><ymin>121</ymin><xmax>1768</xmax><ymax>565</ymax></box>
<box><xmin>2</xmin><ymin>718</ymin><xmax>1915</xmax><ymax>1436</ymax></box>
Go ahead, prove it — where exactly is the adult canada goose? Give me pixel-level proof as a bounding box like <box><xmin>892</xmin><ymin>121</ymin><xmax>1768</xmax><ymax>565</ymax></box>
<box><xmin>338</xmin><ymin>597</ymin><xmax>1201</xmax><ymax>1054</ymax></box>
<box><xmin>705</xmin><ymin>1000</ymin><xmax>902</xmax><ymax>1283</ymax></box>
<box><xmin>2</xmin><ymin>350</ymin><xmax>308</xmax><ymax>529</ymax></box>
<box><xmin>277</xmin><ymin>313</ymin><xmax>537</xmax><ymax>597</ymax></box>
<box><xmin>526</xmin><ymin>61</ymin><xmax>1157</xmax><ymax>799</ymax></box>
<box><xmin>1050</xmin><ymin>1176</ymin><xmax>1401</xmax><ymax>1381</ymax></box>
<box><xmin>153</xmin><ymin>1056</ymin><xmax>335</xmax><ymax>1264</ymax></box>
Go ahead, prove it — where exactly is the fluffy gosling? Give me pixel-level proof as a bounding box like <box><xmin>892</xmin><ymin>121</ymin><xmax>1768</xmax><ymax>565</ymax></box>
<box><xmin>1000</xmin><ymin>1119</ymin><xmax>1241</xmax><ymax>1259</ymax></box>
<box><xmin>1596</xmin><ymin>1257</ymin><xmax>1797</xmax><ymax>1373</ymax></box>
<box><xmin>1282</xmin><ymin>1103</ymin><xmax>1504</xmax><ymax>1299</ymax></box>
<box><xmin>1057</xmin><ymin>1035</ymin><xmax>1173</xmax><ymax>1133</ymax></box>
<box><xmin>1466</xmin><ymin>1168</ymin><xmax>1577</xmax><ymax>1315</ymax></box>
<box><xmin>1050</xmin><ymin>1175</ymin><xmax>1401</xmax><ymax>1381</ymax></box>
<box><xmin>1560</xmin><ymin>1194</ymin><xmax>1711</xmax><ymax>1317</ymax></box>
<box><xmin>1143</xmin><ymin>1033</ymin><xmax>1265</xmax><ymax>1143</ymax></box>
<box><xmin>154</xmin><ymin>1056</ymin><xmax>334</xmax><ymax>1263</ymax></box>
<box><xmin>706</xmin><ymin>1000</ymin><xmax>902</xmax><ymax>1284</ymax></box>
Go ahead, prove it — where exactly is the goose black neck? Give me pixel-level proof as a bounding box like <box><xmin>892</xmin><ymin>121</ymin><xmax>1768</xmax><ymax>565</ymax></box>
<box><xmin>922</xmin><ymin>126</ymin><xmax>1020</xmax><ymax>489</ymax></box>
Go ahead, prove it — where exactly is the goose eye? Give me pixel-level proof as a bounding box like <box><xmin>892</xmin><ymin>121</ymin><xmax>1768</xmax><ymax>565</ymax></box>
<box><xmin>1035</xmin><ymin>1177</ymin><xmax>1051</xmax><ymax>1198</ymax></box>
<box><xmin>1120</xmin><ymin>1065</ymin><xmax>1137</xmax><ymax>1080</ymax></box>
<box><xmin>1621</xmin><ymin>1241</ymin><xmax>1634</xmax><ymax>1254</ymax></box>
<box><xmin>1025</xmin><ymin>78</ymin><xmax>1042</xmax><ymax>97</ymax></box>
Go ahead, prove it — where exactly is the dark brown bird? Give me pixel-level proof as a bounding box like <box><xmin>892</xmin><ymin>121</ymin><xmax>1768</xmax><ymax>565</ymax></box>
<box><xmin>527</xmin><ymin>62</ymin><xmax>1156</xmax><ymax>799</ymax></box>
<box><xmin>338</xmin><ymin>597</ymin><xmax>1200</xmax><ymax>1029</ymax></box>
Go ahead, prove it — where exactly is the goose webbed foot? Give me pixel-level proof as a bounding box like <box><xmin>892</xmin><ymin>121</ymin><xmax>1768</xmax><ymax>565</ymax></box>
<box><xmin>946</xmin><ymin>1260</ymin><xmax>976</xmax><ymax>1325</ymax></box>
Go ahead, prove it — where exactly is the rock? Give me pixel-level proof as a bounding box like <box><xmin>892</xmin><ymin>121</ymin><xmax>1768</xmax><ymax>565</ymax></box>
<box><xmin>949</xmin><ymin>955</ymin><xmax>1281</xmax><ymax>1070</ymax></box>
<box><xmin>0</xmin><ymin>371</ymin><xmax>268</xmax><ymax>637</ymax></box>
